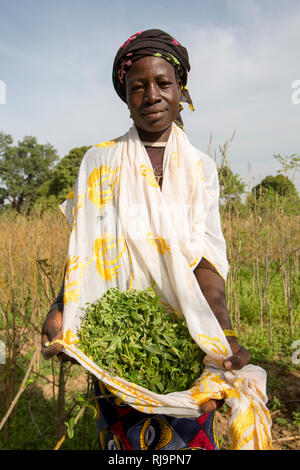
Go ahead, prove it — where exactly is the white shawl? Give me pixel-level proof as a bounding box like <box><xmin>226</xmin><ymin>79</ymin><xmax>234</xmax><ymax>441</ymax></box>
<box><xmin>55</xmin><ymin>124</ymin><xmax>272</xmax><ymax>450</ymax></box>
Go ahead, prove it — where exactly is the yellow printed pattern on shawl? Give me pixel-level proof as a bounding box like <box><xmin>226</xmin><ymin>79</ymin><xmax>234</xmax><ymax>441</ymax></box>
<box><xmin>95</xmin><ymin>138</ymin><xmax>119</xmax><ymax>148</ymax></box>
<box><xmin>70</xmin><ymin>193</ymin><xmax>85</xmax><ymax>232</ymax></box>
<box><xmin>190</xmin><ymin>257</ymin><xmax>199</xmax><ymax>268</ymax></box>
<box><xmin>189</xmin><ymin>370</ymin><xmax>272</xmax><ymax>450</ymax></box>
<box><xmin>88</xmin><ymin>164</ymin><xmax>120</xmax><ymax>209</ymax></box>
<box><xmin>63</xmin><ymin>253</ymin><xmax>97</xmax><ymax>305</ymax></box>
<box><xmin>198</xmin><ymin>334</ymin><xmax>229</xmax><ymax>357</ymax></box>
<box><xmin>229</xmin><ymin>403</ymin><xmax>255</xmax><ymax>450</ymax></box>
<box><xmin>64</xmin><ymin>280</ymin><xmax>81</xmax><ymax>304</ymax></box>
<box><xmin>94</xmin><ymin>232</ymin><xmax>127</xmax><ymax>281</ymax></box>
<box><xmin>171</xmin><ymin>151</ymin><xmax>179</xmax><ymax>168</ymax></box>
<box><xmin>68</xmin><ymin>164</ymin><xmax>120</xmax><ymax>231</ymax></box>
<box><xmin>63</xmin><ymin>256</ymin><xmax>83</xmax><ymax>305</ymax></box>
<box><xmin>146</xmin><ymin>232</ymin><xmax>171</xmax><ymax>255</ymax></box>
<box><xmin>139</xmin><ymin>165</ymin><xmax>160</xmax><ymax>188</ymax></box>
<box><xmin>62</xmin><ymin>328</ymin><xmax>79</xmax><ymax>346</ymax></box>
<box><xmin>253</xmin><ymin>401</ymin><xmax>273</xmax><ymax>450</ymax></box>
<box><xmin>228</xmin><ymin>394</ymin><xmax>272</xmax><ymax>450</ymax></box>
<box><xmin>66</xmin><ymin>188</ymin><xmax>75</xmax><ymax>199</ymax></box>
<box><xmin>63</xmin><ymin>231</ymin><xmax>127</xmax><ymax>304</ymax></box>
<box><xmin>197</xmin><ymin>159</ymin><xmax>205</xmax><ymax>181</ymax></box>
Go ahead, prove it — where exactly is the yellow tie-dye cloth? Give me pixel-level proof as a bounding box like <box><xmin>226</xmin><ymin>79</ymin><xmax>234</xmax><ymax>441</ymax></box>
<box><xmin>54</xmin><ymin>124</ymin><xmax>272</xmax><ymax>450</ymax></box>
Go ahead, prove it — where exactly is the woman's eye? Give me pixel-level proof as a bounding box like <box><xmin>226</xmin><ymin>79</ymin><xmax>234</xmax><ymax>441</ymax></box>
<box><xmin>159</xmin><ymin>81</ymin><xmax>172</xmax><ymax>88</ymax></box>
<box><xmin>131</xmin><ymin>84</ymin><xmax>144</xmax><ymax>91</ymax></box>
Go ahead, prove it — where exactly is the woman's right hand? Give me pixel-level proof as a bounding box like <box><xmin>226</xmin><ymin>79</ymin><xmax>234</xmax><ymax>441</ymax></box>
<box><xmin>41</xmin><ymin>310</ymin><xmax>77</xmax><ymax>363</ymax></box>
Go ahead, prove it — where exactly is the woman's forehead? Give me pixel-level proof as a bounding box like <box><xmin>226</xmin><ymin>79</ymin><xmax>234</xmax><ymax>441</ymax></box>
<box><xmin>126</xmin><ymin>56</ymin><xmax>176</xmax><ymax>81</ymax></box>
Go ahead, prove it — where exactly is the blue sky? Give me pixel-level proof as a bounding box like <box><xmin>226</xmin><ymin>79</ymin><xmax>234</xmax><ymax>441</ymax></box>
<box><xmin>1</xmin><ymin>0</ymin><xmax>300</xmax><ymax>190</ymax></box>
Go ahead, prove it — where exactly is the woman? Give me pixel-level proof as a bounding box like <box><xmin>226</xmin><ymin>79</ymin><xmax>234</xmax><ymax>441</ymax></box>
<box><xmin>42</xmin><ymin>30</ymin><xmax>270</xmax><ymax>451</ymax></box>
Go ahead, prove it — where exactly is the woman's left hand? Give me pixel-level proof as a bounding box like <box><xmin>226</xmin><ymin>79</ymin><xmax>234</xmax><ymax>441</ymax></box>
<box><xmin>223</xmin><ymin>339</ymin><xmax>251</xmax><ymax>372</ymax></box>
<box><xmin>200</xmin><ymin>340</ymin><xmax>251</xmax><ymax>414</ymax></box>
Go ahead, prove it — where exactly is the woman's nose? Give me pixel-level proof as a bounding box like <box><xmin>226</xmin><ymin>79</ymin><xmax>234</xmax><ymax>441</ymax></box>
<box><xmin>144</xmin><ymin>83</ymin><xmax>161</xmax><ymax>103</ymax></box>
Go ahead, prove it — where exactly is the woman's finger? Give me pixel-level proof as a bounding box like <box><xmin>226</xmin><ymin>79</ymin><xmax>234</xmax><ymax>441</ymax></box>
<box><xmin>41</xmin><ymin>310</ymin><xmax>64</xmax><ymax>360</ymax></box>
<box><xmin>57</xmin><ymin>352</ymin><xmax>79</xmax><ymax>364</ymax></box>
<box><xmin>42</xmin><ymin>340</ymin><xmax>63</xmax><ymax>359</ymax></box>
<box><xmin>223</xmin><ymin>346</ymin><xmax>251</xmax><ymax>371</ymax></box>
<box><xmin>41</xmin><ymin>328</ymin><xmax>64</xmax><ymax>359</ymax></box>
<box><xmin>200</xmin><ymin>399</ymin><xmax>224</xmax><ymax>414</ymax></box>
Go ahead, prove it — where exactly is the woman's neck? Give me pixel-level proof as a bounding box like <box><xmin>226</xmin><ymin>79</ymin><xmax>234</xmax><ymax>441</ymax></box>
<box><xmin>135</xmin><ymin>125</ymin><xmax>172</xmax><ymax>143</ymax></box>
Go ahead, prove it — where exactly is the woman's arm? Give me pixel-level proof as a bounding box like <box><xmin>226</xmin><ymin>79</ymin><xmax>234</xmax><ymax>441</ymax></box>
<box><xmin>194</xmin><ymin>258</ymin><xmax>234</xmax><ymax>334</ymax></box>
<box><xmin>194</xmin><ymin>257</ymin><xmax>251</xmax><ymax>413</ymax></box>
<box><xmin>194</xmin><ymin>257</ymin><xmax>251</xmax><ymax>362</ymax></box>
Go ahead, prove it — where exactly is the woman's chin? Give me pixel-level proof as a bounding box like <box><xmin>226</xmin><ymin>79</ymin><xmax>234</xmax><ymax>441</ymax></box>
<box><xmin>135</xmin><ymin>122</ymin><xmax>173</xmax><ymax>141</ymax></box>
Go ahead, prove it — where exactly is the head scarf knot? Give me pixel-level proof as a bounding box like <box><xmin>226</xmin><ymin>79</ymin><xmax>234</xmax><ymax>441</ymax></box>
<box><xmin>112</xmin><ymin>29</ymin><xmax>194</xmax><ymax>128</ymax></box>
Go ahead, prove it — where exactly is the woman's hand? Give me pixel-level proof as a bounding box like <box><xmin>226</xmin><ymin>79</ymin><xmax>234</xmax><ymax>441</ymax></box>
<box><xmin>200</xmin><ymin>339</ymin><xmax>251</xmax><ymax>414</ymax></box>
<box><xmin>41</xmin><ymin>309</ymin><xmax>77</xmax><ymax>363</ymax></box>
<box><xmin>223</xmin><ymin>339</ymin><xmax>251</xmax><ymax>372</ymax></box>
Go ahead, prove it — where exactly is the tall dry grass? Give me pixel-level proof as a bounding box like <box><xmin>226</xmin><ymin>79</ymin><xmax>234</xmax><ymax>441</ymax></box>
<box><xmin>0</xmin><ymin>208</ymin><xmax>70</xmax><ymax>441</ymax></box>
<box><xmin>221</xmin><ymin>200</ymin><xmax>300</xmax><ymax>340</ymax></box>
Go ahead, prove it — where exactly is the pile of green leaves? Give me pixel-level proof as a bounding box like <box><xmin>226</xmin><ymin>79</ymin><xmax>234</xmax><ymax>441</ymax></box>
<box><xmin>78</xmin><ymin>287</ymin><xmax>204</xmax><ymax>394</ymax></box>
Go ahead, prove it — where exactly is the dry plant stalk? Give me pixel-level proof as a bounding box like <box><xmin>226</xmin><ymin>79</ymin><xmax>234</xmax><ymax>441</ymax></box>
<box><xmin>0</xmin><ymin>349</ymin><xmax>38</xmax><ymax>432</ymax></box>
<box><xmin>0</xmin><ymin>209</ymin><xmax>70</xmax><ymax>440</ymax></box>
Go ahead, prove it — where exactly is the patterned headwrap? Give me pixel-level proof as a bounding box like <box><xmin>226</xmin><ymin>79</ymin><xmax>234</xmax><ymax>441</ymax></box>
<box><xmin>112</xmin><ymin>29</ymin><xmax>194</xmax><ymax>128</ymax></box>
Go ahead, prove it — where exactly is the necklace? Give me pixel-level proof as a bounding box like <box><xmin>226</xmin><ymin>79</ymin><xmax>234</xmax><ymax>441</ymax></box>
<box><xmin>142</xmin><ymin>141</ymin><xmax>167</xmax><ymax>148</ymax></box>
<box><xmin>143</xmin><ymin>142</ymin><xmax>165</xmax><ymax>187</ymax></box>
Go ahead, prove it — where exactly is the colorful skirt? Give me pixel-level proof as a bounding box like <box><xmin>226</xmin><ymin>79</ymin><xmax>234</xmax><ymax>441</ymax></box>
<box><xmin>94</xmin><ymin>380</ymin><xmax>219</xmax><ymax>450</ymax></box>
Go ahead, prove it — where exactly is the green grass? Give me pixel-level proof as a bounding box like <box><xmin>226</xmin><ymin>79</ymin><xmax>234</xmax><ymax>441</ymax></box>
<box><xmin>0</xmin><ymin>362</ymin><xmax>99</xmax><ymax>450</ymax></box>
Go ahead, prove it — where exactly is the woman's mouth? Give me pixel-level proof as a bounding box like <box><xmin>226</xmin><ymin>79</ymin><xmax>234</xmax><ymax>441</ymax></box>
<box><xmin>142</xmin><ymin>110</ymin><xmax>165</xmax><ymax>120</ymax></box>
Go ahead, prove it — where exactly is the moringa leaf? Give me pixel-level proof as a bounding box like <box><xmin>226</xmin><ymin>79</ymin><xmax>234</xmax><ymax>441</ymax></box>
<box><xmin>78</xmin><ymin>287</ymin><xmax>204</xmax><ymax>394</ymax></box>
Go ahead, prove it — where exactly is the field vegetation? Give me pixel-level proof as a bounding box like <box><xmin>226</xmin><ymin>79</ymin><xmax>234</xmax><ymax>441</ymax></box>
<box><xmin>0</xmin><ymin>132</ymin><xmax>299</xmax><ymax>450</ymax></box>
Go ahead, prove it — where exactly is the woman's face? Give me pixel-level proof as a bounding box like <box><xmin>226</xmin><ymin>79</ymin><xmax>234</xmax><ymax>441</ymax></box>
<box><xmin>125</xmin><ymin>56</ymin><xmax>181</xmax><ymax>142</ymax></box>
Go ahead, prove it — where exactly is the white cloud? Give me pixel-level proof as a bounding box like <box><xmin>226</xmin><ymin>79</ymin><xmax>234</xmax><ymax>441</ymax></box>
<box><xmin>181</xmin><ymin>10</ymin><xmax>300</xmax><ymax>190</ymax></box>
<box><xmin>1</xmin><ymin>1</ymin><xmax>299</xmax><ymax>191</ymax></box>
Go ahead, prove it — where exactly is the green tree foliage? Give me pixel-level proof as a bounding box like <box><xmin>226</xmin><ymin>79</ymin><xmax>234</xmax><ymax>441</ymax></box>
<box><xmin>0</xmin><ymin>131</ymin><xmax>58</xmax><ymax>212</ymax></box>
<box><xmin>252</xmin><ymin>174</ymin><xmax>298</xmax><ymax>199</ymax></box>
<box><xmin>249</xmin><ymin>174</ymin><xmax>300</xmax><ymax>215</ymax></box>
<box><xmin>218</xmin><ymin>165</ymin><xmax>245</xmax><ymax>206</ymax></box>
<box><xmin>35</xmin><ymin>146</ymin><xmax>90</xmax><ymax>207</ymax></box>
<box><xmin>274</xmin><ymin>153</ymin><xmax>300</xmax><ymax>182</ymax></box>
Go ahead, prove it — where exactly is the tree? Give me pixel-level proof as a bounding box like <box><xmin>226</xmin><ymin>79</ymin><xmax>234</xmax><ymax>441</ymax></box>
<box><xmin>0</xmin><ymin>132</ymin><xmax>59</xmax><ymax>212</ymax></box>
<box><xmin>252</xmin><ymin>174</ymin><xmax>298</xmax><ymax>199</ymax></box>
<box><xmin>35</xmin><ymin>146</ymin><xmax>91</xmax><ymax>207</ymax></box>
<box><xmin>49</xmin><ymin>146</ymin><xmax>91</xmax><ymax>202</ymax></box>
<box><xmin>218</xmin><ymin>165</ymin><xmax>245</xmax><ymax>206</ymax></box>
<box><xmin>274</xmin><ymin>153</ymin><xmax>300</xmax><ymax>183</ymax></box>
